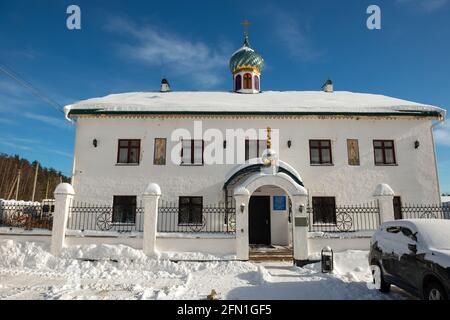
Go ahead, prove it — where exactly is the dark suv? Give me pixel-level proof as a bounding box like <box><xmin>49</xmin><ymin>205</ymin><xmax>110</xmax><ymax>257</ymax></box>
<box><xmin>369</xmin><ymin>219</ymin><xmax>450</xmax><ymax>300</ymax></box>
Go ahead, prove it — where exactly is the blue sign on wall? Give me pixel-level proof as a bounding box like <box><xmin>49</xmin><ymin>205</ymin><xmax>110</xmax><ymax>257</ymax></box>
<box><xmin>273</xmin><ymin>196</ymin><xmax>286</xmax><ymax>211</ymax></box>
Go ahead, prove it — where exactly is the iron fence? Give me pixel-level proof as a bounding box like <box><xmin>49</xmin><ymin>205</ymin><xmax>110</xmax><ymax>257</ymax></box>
<box><xmin>0</xmin><ymin>203</ymin><xmax>53</xmax><ymax>230</ymax></box>
<box><xmin>401</xmin><ymin>204</ymin><xmax>450</xmax><ymax>220</ymax></box>
<box><xmin>158</xmin><ymin>200</ymin><xmax>236</xmax><ymax>233</ymax></box>
<box><xmin>67</xmin><ymin>202</ymin><xmax>144</xmax><ymax>232</ymax></box>
<box><xmin>308</xmin><ymin>202</ymin><xmax>380</xmax><ymax>232</ymax></box>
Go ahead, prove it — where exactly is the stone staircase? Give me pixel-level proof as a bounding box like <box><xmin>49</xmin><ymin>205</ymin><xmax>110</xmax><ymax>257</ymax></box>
<box><xmin>249</xmin><ymin>245</ymin><xmax>293</xmax><ymax>262</ymax></box>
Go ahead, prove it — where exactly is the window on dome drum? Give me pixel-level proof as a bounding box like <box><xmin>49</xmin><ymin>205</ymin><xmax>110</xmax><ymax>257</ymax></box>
<box><xmin>373</xmin><ymin>140</ymin><xmax>396</xmax><ymax>165</ymax></box>
<box><xmin>245</xmin><ymin>139</ymin><xmax>267</xmax><ymax>161</ymax></box>
<box><xmin>312</xmin><ymin>197</ymin><xmax>336</xmax><ymax>224</ymax></box>
<box><xmin>235</xmin><ymin>74</ymin><xmax>242</xmax><ymax>91</ymax></box>
<box><xmin>179</xmin><ymin>196</ymin><xmax>203</xmax><ymax>225</ymax></box>
<box><xmin>309</xmin><ymin>140</ymin><xmax>333</xmax><ymax>165</ymax></box>
<box><xmin>112</xmin><ymin>196</ymin><xmax>136</xmax><ymax>224</ymax></box>
<box><xmin>243</xmin><ymin>73</ymin><xmax>252</xmax><ymax>89</ymax></box>
<box><xmin>117</xmin><ymin>139</ymin><xmax>140</xmax><ymax>164</ymax></box>
<box><xmin>254</xmin><ymin>75</ymin><xmax>260</xmax><ymax>91</ymax></box>
<box><xmin>181</xmin><ymin>139</ymin><xmax>204</xmax><ymax>165</ymax></box>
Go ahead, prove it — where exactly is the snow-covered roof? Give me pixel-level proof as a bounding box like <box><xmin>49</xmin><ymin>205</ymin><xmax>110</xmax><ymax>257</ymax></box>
<box><xmin>65</xmin><ymin>91</ymin><xmax>446</xmax><ymax>118</ymax></box>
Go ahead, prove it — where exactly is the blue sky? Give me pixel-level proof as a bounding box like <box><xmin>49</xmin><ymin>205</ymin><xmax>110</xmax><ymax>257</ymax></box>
<box><xmin>0</xmin><ymin>0</ymin><xmax>449</xmax><ymax>192</ymax></box>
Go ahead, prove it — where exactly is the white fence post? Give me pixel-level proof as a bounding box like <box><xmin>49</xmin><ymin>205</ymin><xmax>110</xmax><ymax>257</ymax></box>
<box><xmin>234</xmin><ymin>187</ymin><xmax>250</xmax><ymax>260</ymax></box>
<box><xmin>50</xmin><ymin>183</ymin><xmax>75</xmax><ymax>256</ymax></box>
<box><xmin>291</xmin><ymin>192</ymin><xmax>309</xmax><ymax>266</ymax></box>
<box><xmin>142</xmin><ymin>183</ymin><xmax>161</xmax><ymax>256</ymax></box>
<box><xmin>373</xmin><ymin>183</ymin><xmax>395</xmax><ymax>223</ymax></box>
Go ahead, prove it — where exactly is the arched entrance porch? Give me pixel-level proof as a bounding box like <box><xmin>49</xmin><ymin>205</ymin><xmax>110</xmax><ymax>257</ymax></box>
<box><xmin>233</xmin><ymin>172</ymin><xmax>309</xmax><ymax>266</ymax></box>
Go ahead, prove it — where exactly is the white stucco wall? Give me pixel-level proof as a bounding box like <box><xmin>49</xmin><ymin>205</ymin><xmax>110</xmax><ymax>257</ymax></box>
<box><xmin>71</xmin><ymin>116</ymin><xmax>440</xmax><ymax>206</ymax></box>
<box><xmin>308</xmin><ymin>237</ymin><xmax>371</xmax><ymax>253</ymax></box>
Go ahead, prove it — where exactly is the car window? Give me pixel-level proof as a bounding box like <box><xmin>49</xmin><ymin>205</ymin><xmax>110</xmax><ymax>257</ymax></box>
<box><xmin>400</xmin><ymin>227</ymin><xmax>417</xmax><ymax>241</ymax></box>
<box><xmin>386</xmin><ymin>226</ymin><xmax>400</xmax><ymax>233</ymax></box>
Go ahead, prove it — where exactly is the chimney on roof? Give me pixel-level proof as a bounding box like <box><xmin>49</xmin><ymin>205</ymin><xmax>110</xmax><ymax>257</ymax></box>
<box><xmin>322</xmin><ymin>78</ymin><xmax>333</xmax><ymax>93</ymax></box>
<box><xmin>160</xmin><ymin>78</ymin><xmax>170</xmax><ymax>92</ymax></box>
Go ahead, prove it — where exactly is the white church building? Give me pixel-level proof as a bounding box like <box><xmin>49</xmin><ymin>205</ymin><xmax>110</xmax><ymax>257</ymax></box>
<box><xmin>62</xmin><ymin>31</ymin><xmax>446</xmax><ymax>264</ymax></box>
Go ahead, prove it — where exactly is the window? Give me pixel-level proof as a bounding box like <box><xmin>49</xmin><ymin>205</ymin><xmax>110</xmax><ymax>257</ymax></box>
<box><xmin>309</xmin><ymin>140</ymin><xmax>333</xmax><ymax>165</ymax></box>
<box><xmin>245</xmin><ymin>139</ymin><xmax>267</xmax><ymax>161</ymax></box>
<box><xmin>243</xmin><ymin>73</ymin><xmax>252</xmax><ymax>89</ymax></box>
<box><xmin>153</xmin><ymin>138</ymin><xmax>166</xmax><ymax>165</ymax></box>
<box><xmin>117</xmin><ymin>139</ymin><xmax>140</xmax><ymax>164</ymax></box>
<box><xmin>373</xmin><ymin>140</ymin><xmax>396</xmax><ymax>165</ymax></box>
<box><xmin>235</xmin><ymin>74</ymin><xmax>242</xmax><ymax>91</ymax></box>
<box><xmin>181</xmin><ymin>139</ymin><xmax>204</xmax><ymax>165</ymax></box>
<box><xmin>254</xmin><ymin>75</ymin><xmax>260</xmax><ymax>91</ymax></box>
<box><xmin>386</xmin><ymin>226</ymin><xmax>401</xmax><ymax>233</ymax></box>
<box><xmin>179</xmin><ymin>196</ymin><xmax>203</xmax><ymax>225</ymax></box>
<box><xmin>347</xmin><ymin>139</ymin><xmax>360</xmax><ymax>166</ymax></box>
<box><xmin>312</xmin><ymin>197</ymin><xmax>336</xmax><ymax>224</ymax></box>
<box><xmin>401</xmin><ymin>227</ymin><xmax>417</xmax><ymax>241</ymax></box>
<box><xmin>112</xmin><ymin>196</ymin><xmax>136</xmax><ymax>223</ymax></box>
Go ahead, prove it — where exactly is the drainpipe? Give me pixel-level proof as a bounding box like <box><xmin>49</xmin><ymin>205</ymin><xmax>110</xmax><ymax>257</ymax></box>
<box><xmin>430</xmin><ymin>116</ymin><xmax>445</xmax><ymax>203</ymax></box>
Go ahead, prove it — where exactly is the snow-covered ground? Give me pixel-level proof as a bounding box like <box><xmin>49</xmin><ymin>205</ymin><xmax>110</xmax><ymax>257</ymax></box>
<box><xmin>0</xmin><ymin>240</ymin><xmax>409</xmax><ymax>300</ymax></box>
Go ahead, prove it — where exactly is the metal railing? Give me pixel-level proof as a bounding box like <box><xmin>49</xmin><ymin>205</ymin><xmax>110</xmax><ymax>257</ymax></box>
<box><xmin>158</xmin><ymin>201</ymin><xmax>236</xmax><ymax>233</ymax></box>
<box><xmin>67</xmin><ymin>202</ymin><xmax>144</xmax><ymax>232</ymax></box>
<box><xmin>0</xmin><ymin>203</ymin><xmax>53</xmax><ymax>230</ymax></box>
<box><xmin>307</xmin><ymin>202</ymin><xmax>380</xmax><ymax>232</ymax></box>
<box><xmin>401</xmin><ymin>204</ymin><xmax>450</xmax><ymax>220</ymax></box>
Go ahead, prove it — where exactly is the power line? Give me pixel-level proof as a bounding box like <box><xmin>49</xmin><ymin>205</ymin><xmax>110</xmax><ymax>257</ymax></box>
<box><xmin>0</xmin><ymin>62</ymin><xmax>65</xmax><ymax>115</ymax></box>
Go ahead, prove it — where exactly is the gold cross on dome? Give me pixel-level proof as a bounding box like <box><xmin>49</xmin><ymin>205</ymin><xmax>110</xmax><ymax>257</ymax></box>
<box><xmin>241</xmin><ymin>20</ymin><xmax>252</xmax><ymax>46</ymax></box>
<box><xmin>241</xmin><ymin>20</ymin><xmax>252</xmax><ymax>33</ymax></box>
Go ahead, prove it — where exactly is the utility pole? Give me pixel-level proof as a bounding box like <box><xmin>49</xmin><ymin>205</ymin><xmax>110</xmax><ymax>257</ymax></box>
<box><xmin>31</xmin><ymin>163</ymin><xmax>39</xmax><ymax>202</ymax></box>
<box><xmin>15</xmin><ymin>169</ymin><xmax>21</xmax><ymax>200</ymax></box>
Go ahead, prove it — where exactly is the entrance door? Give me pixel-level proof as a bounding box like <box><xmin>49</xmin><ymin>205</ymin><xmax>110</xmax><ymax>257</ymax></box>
<box><xmin>249</xmin><ymin>196</ymin><xmax>271</xmax><ymax>245</ymax></box>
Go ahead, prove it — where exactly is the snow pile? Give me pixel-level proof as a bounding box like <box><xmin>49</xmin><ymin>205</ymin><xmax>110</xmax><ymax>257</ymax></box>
<box><xmin>62</xmin><ymin>244</ymin><xmax>148</xmax><ymax>262</ymax></box>
<box><xmin>0</xmin><ymin>240</ymin><xmax>61</xmax><ymax>270</ymax></box>
<box><xmin>0</xmin><ymin>240</ymin><xmax>408</xmax><ymax>300</ymax></box>
<box><xmin>253</xmin><ymin>265</ymin><xmax>272</xmax><ymax>284</ymax></box>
